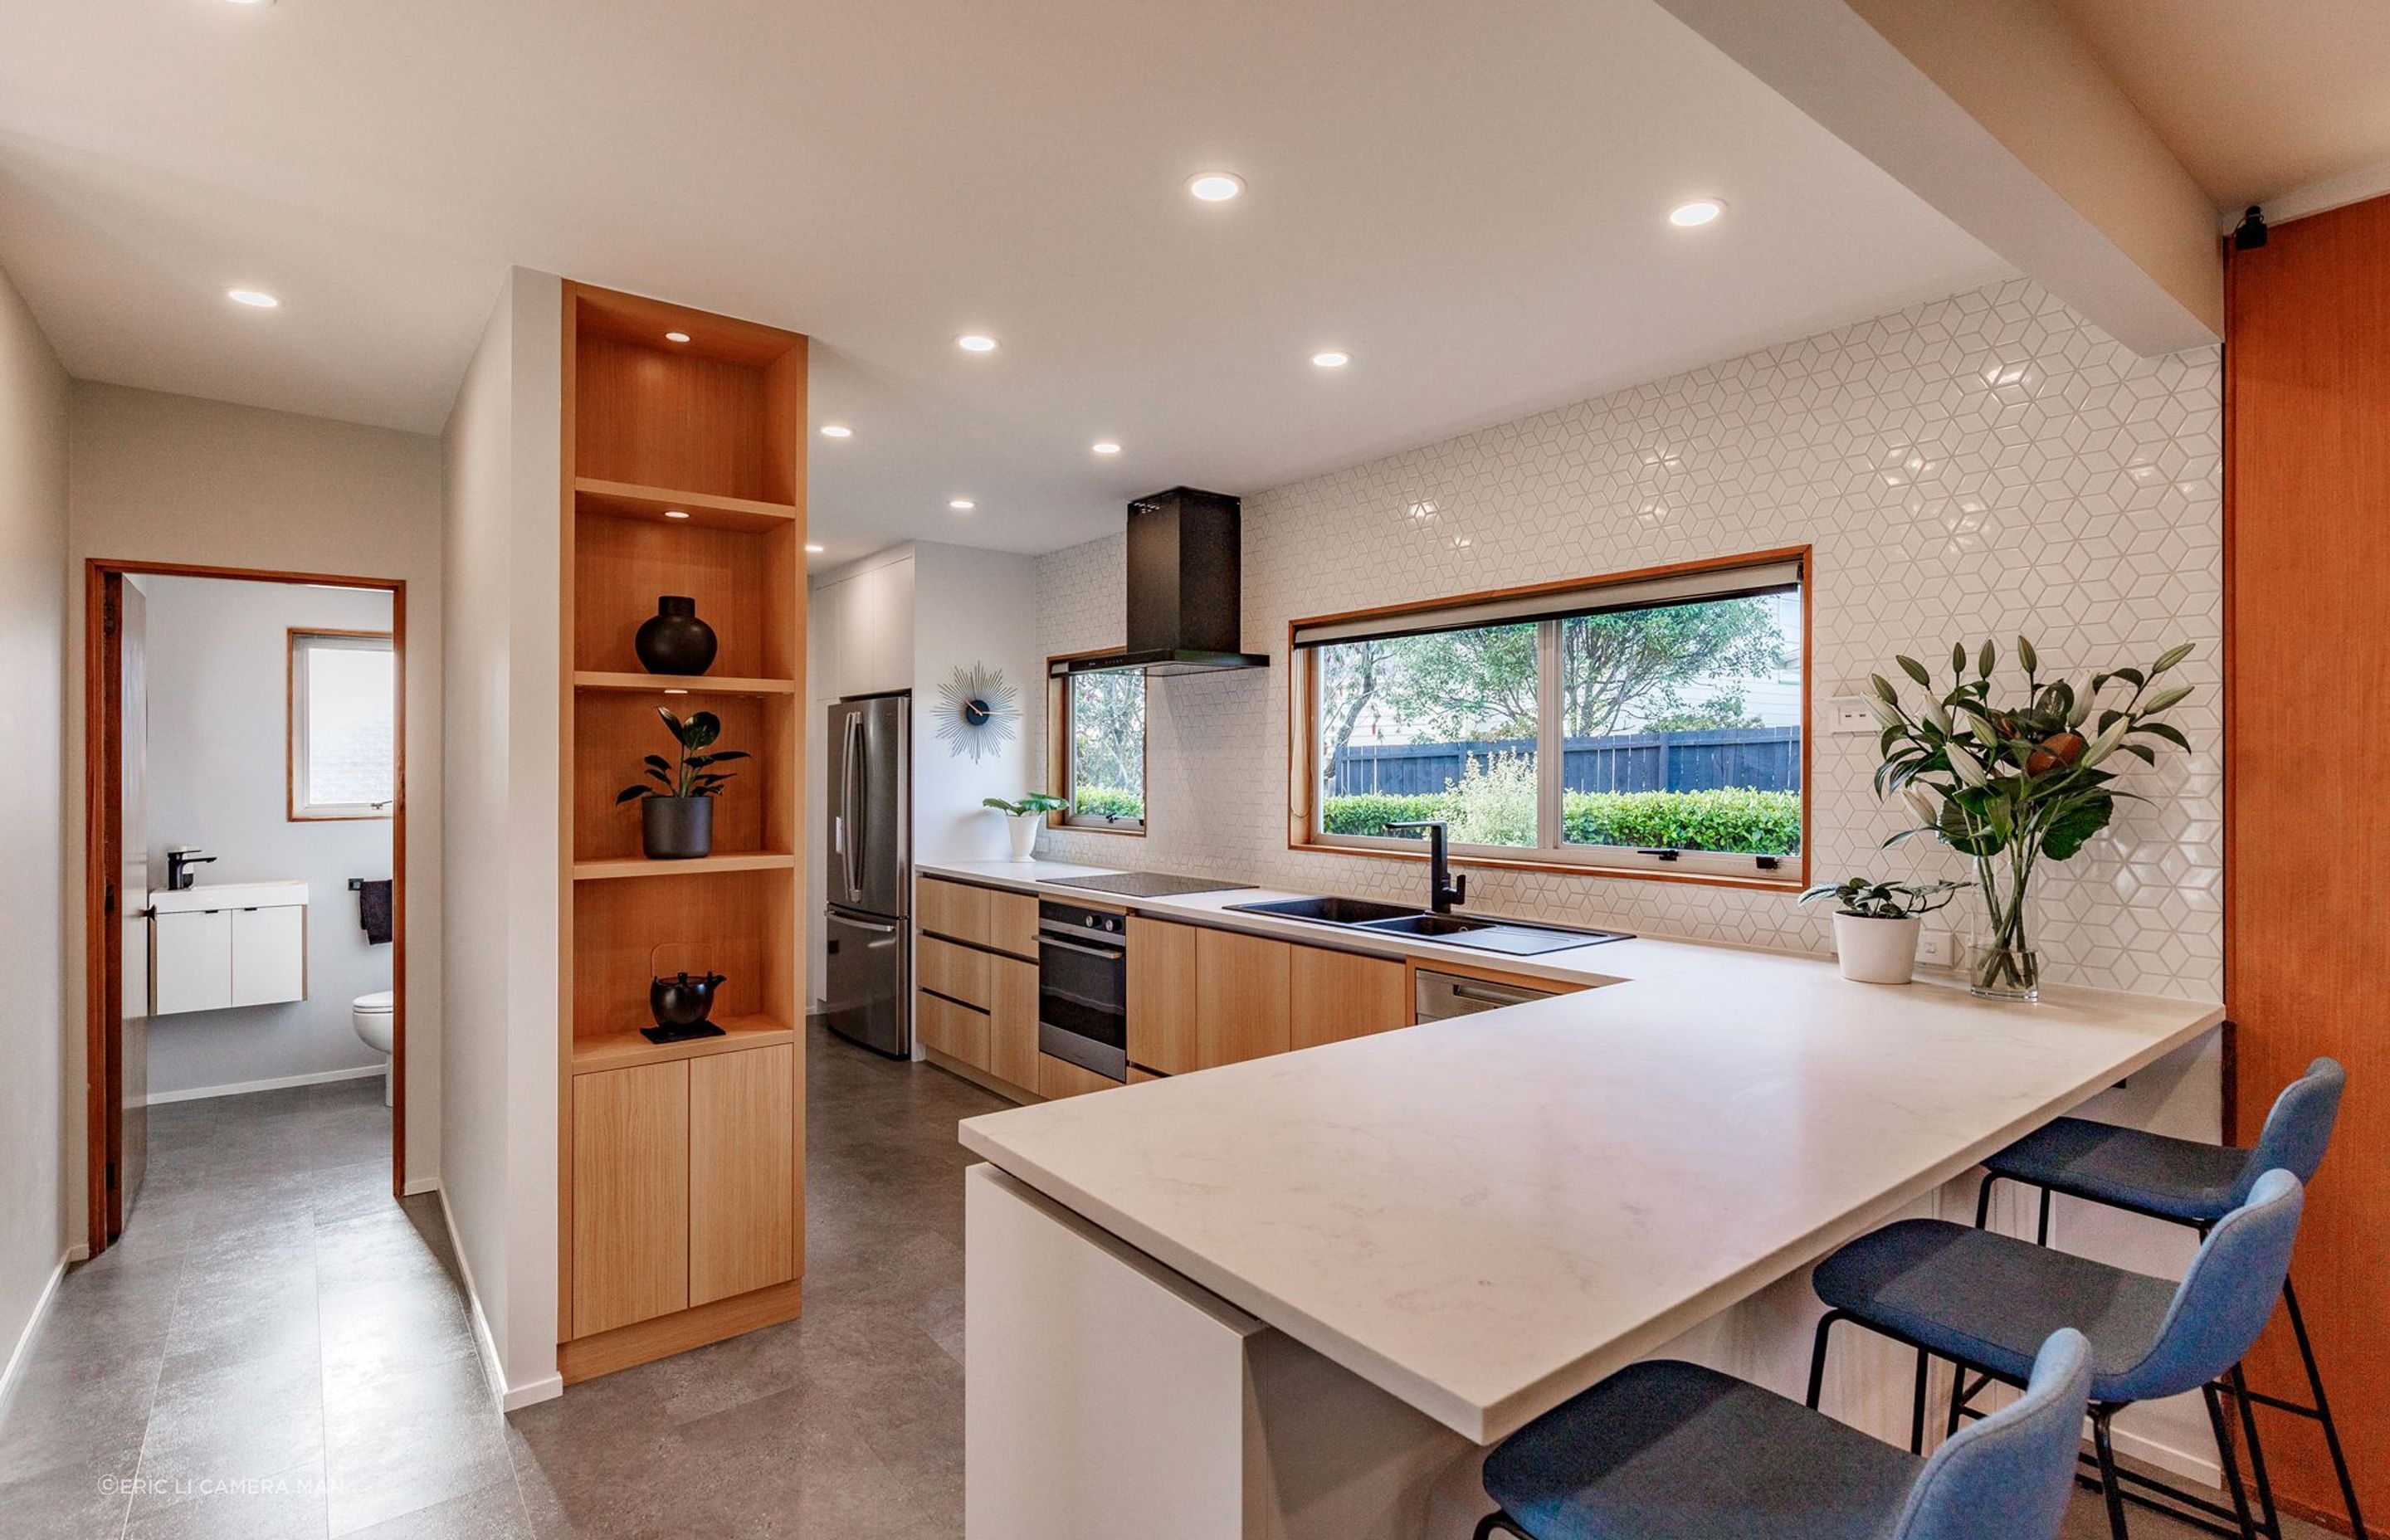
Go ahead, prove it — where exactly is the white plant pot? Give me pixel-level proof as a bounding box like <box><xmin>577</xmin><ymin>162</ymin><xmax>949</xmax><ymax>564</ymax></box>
<box><xmin>1004</xmin><ymin>812</ymin><xmax>1043</xmax><ymax>862</ymax></box>
<box><xmin>1832</xmin><ymin>913</ymin><xmax>1922</xmax><ymax>985</ymax></box>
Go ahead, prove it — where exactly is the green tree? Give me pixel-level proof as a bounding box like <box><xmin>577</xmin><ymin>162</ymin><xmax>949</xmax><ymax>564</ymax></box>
<box><xmin>1557</xmin><ymin>602</ymin><xmax>1784</xmax><ymax>737</ymax></box>
<box><xmin>1641</xmin><ymin>692</ymin><xmax>1764</xmax><ymax>732</ymax></box>
<box><xmin>1069</xmin><ymin>672</ymin><xmax>1145</xmax><ymax>812</ymax></box>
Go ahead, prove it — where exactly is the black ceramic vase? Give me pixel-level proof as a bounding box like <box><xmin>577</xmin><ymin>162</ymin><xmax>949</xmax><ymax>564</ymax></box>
<box><xmin>641</xmin><ymin>795</ymin><xmax>713</xmax><ymax>860</ymax></box>
<box><xmin>634</xmin><ymin>596</ymin><xmax>718</xmax><ymax>676</ymax></box>
<box><xmin>645</xmin><ymin>970</ymin><xmax>727</xmax><ymax>1044</ymax></box>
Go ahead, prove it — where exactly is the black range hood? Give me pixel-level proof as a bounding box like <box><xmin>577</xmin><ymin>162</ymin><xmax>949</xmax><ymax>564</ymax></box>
<box><xmin>1049</xmin><ymin>487</ymin><xmax>1270</xmax><ymax>678</ymax></box>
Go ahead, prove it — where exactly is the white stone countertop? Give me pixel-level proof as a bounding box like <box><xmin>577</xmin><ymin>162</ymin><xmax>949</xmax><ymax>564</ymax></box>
<box><xmin>933</xmin><ymin>858</ymin><xmax>2225</xmax><ymax>1444</ymax></box>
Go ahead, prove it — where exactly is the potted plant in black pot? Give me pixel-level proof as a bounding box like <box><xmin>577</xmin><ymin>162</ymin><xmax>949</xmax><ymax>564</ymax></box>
<box><xmin>1797</xmin><ymin>876</ymin><xmax>1963</xmax><ymax>984</ymax></box>
<box><xmin>617</xmin><ymin>708</ymin><xmax>749</xmax><ymax>860</ymax></box>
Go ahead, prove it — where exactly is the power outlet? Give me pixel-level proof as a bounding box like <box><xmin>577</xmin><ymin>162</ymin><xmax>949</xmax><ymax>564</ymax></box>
<box><xmin>1916</xmin><ymin>928</ymin><xmax>1958</xmax><ymax>968</ymax></box>
<box><xmin>1827</xmin><ymin>695</ymin><xmax>1879</xmax><ymax>736</ymax></box>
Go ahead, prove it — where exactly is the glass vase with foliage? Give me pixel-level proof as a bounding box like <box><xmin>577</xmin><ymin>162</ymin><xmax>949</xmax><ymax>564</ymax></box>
<box><xmin>1867</xmin><ymin>638</ymin><xmax>2194</xmax><ymax>999</ymax></box>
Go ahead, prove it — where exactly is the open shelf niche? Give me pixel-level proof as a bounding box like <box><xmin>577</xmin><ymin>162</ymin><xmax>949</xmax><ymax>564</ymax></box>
<box><xmin>558</xmin><ymin>281</ymin><xmax>808</xmax><ymax>1381</ymax></box>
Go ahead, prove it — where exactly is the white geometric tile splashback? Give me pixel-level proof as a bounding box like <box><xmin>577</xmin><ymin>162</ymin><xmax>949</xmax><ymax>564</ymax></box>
<box><xmin>1038</xmin><ymin>279</ymin><xmax>2222</xmax><ymax>1001</ymax></box>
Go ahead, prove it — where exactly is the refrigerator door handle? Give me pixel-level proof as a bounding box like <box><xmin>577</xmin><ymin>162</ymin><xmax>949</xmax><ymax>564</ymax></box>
<box><xmin>836</xmin><ymin>914</ymin><xmax>899</xmax><ymax>935</ymax></box>
<box><xmin>840</xmin><ymin>713</ymin><xmax>865</xmax><ymax>899</ymax></box>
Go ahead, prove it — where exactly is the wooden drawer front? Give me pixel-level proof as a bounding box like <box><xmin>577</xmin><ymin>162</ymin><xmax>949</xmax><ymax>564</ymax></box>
<box><xmin>1127</xmin><ymin>1066</ymin><xmax>1166</xmax><ymax>1084</ymax></box>
<box><xmin>918</xmin><ymin>877</ymin><xmax>992</xmax><ymax>947</ymax></box>
<box><xmin>919</xmin><ymin>989</ymin><xmax>992</xmax><ymax>1070</ymax></box>
<box><xmin>989</xmin><ymin>956</ymin><xmax>1041</xmax><ymax>1092</ymax></box>
<box><xmin>689</xmin><ymin>1044</ymin><xmax>796</xmax><ymax>1307</ymax></box>
<box><xmin>919</xmin><ymin>934</ymin><xmax>992</xmax><ymax>1009</ymax></box>
<box><xmin>1126</xmin><ymin>917</ymin><xmax>1199</xmax><ymax>1075</ymax></box>
<box><xmin>573</xmin><ymin>1061</ymin><xmax>690</xmax><ymax>1337</ymax></box>
<box><xmin>1039</xmin><ymin>1053</ymin><xmax>1121</xmax><ymax>1099</ymax></box>
<box><xmin>1290</xmin><ymin>947</ymin><xmax>1409</xmax><ymax>1050</ymax></box>
<box><xmin>989</xmin><ymin>889</ymin><xmax>1040</xmax><ymax>959</ymax></box>
<box><xmin>1194</xmin><ymin>928</ymin><xmax>1292</xmax><ymax>1070</ymax></box>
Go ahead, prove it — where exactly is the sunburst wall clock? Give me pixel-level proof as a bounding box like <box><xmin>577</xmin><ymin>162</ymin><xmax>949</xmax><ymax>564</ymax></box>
<box><xmin>935</xmin><ymin>663</ymin><xmax>1020</xmax><ymax>762</ymax></box>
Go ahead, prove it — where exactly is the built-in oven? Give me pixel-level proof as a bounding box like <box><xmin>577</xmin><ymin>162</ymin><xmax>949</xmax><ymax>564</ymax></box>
<box><xmin>1036</xmin><ymin>899</ymin><xmax>1129</xmax><ymax>1082</ymax></box>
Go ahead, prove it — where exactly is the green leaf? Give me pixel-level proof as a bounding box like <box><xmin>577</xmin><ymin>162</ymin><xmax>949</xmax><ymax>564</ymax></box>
<box><xmin>1897</xmin><ymin>655</ymin><xmax>1932</xmax><ymax>687</ymax></box>
<box><xmin>615</xmin><ymin>786</ymin><xmax>651</xmax><ymax>804</ymax></box>
<box><xmin>2134</xmin><ymin>721</ymin><xmax>2191</xmax><ymax>752</ymax></box>
<box><xmin>2153</xmin><ymin>641</ymin><xmax>2194</xmax><ymax>673</ymax></box>
<box><xmin>1977</xmin><ymin>639</ymin><xmax>1996</xmax><ymax>679</ymax></box>
<box><xmin>643</xmin><ymin>754</ymin><xmax>673</xmax><ymax>772</ymax></box>
<box><xmin>2110</xmin><ymin>667</ymin><xmax>2145</xmax><ymax>691</ymax></box>
<box><xmin>2041</xmin><ymin>792</ymin><xmax>2114</xmax><ymax>860</ymax></box>
<box><xmin>2017</xmin><ymin>636</ymin><xmax>2038</xmax><ymax>675</ymax></box>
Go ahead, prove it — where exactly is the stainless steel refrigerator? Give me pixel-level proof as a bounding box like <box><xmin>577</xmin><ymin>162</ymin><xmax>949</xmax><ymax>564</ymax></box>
<box><xmin>823</xmin><ymin>693</ymin><xmax>911</xmax><ymax>1055</ymax></box>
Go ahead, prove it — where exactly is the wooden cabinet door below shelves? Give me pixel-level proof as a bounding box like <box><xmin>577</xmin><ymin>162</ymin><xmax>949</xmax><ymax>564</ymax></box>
<box><xmin>690</xmin><ymin>1044</ymin><xmax>797</xmax><ymax>1307</ymax></box>
<box><xmin>989</xmin><ymin>956</ymin><xmax>1040</xmax><ymax>1092</ymax></box>
<box><xmin>1127</xmin><ymin>917</ymin><xmax>1198</xmax><ymax>1075</ymax></box>
<box><xmin>573</xmin><ymin>1061</ymin><xmax>690</xmax><ymax>1337</ymax></box>
<box><xmin>1194</xmin><ymin>928</ymin><xmax>1291</xmax><ymax>1069</ymax></box>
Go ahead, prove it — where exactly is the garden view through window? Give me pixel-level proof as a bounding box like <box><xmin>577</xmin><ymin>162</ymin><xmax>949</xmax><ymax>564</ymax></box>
<box><xmin>1303</xmin><ymin>560</ymin><xmax>1802</xmax><ymax>876</ymax></box>
<box><xmin>1065</xmin><ymin>669</ymin><xmax>1145</xmax><ymax>828</ymax></box>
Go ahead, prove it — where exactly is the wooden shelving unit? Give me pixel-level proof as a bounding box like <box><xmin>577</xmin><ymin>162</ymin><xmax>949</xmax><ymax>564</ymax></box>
<box><xmin>558</xmin><ymin>281</ymin><xmax>808</xmax><ymax>1383</ymax></box>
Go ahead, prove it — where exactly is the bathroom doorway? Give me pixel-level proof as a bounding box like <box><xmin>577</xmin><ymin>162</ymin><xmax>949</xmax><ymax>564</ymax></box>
<box><xmin>81</xmin><ymin>558</ymin><xmax>409</xmax><ymax>1256</ymax></box>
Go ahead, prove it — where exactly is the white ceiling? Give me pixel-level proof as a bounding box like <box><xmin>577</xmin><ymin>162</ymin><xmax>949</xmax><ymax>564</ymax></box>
<box><xmin>0</xmin><ymin>0</ymin><xmax>2009</xmax><ymax>561</ymax></box>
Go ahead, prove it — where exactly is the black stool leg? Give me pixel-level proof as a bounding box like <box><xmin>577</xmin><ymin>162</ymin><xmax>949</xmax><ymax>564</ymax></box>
<box><xmin>2227</xmin><ymin>1364</ymin><xmax>2284</xmax><ymax>1540</ymax></box>
<box><xmin>2205</xmin><ymin>1381</ymin><xmax>2262</xmax><ymax>1540</ymax></box>
<box><xmin>1910</xmin><ymin>1347</ymin><xmax>1931</xmax><ymax>1454</ymax></box>
<box><xmin>2092</xmin><ymin>1407</ymin><xmax>2133</xmax><ymax>1540</ymax></box>
<box><xmin>1474</xmin><ymin>1513</ymin><xmax>1527</xmax><ymax>1539</ymax></box>
<box><xmin>1974</xmin><ymin>1172</ymin><xmax>1999</xmax><ymax>1229</ymax></box>
<box><xmin>2036</xmin><ymin>1184</ymin><xmax>2052</xmax><ymax>1245</ymax></box>
<box><xmin>2284</xmin><ymin>1274</ymin><xmax>2372</xmax><ymax>1539</ymax></box>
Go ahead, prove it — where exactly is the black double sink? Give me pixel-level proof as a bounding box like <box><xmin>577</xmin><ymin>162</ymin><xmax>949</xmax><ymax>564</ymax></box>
<box><xmin>1222</xmin><ymin>895</ymin><xmax>1631</xmax><ymax>956</ymax></box>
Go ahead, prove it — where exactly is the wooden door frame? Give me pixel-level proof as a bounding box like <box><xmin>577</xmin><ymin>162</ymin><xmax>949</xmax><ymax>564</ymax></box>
<box><xmin>83</xmin><ymin>558</ymin><xmax>410</xmax><ymax>1256</ymax></box>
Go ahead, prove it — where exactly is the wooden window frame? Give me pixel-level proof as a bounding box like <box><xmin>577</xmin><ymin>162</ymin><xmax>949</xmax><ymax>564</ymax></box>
<box><xmin>1285</xmin><ymin>546</ymin><xmax>1812</xmax><ymax>892</ymax></box>
<box><xmin>288</xmin><ymin>626</ymin><xmax>398</xmax><ymax>822</ymax></box>
<box><xmin>1046</xmin><ymin>650</ymin><xmax>1148</xmax><ymax>836</ymax></box>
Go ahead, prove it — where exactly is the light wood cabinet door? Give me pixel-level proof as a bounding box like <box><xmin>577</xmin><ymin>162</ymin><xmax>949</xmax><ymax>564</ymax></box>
<box><xmin>917</xmin><ymin>877</ymin><xmax>991</xmax><ymax>947</ymax></box>
<box><xmin>918</xmin><ymin>934</ymin><xmax>992</xmax><ymax>1009</ymax></box>
<box><xmin>1127</xmin><ymin>917</ymin><xmax>1198</xmax><ymax>1075</ymax></box>
<box><xmin>689</xmin><ymin>1044</ymin><xmax>796</xmax><ymax>1307</ymax></box>
<box><xmin>1038</xmin><ymin>1053</ymin><xmax>1120</xmax><ymax>1099</ymax></box>
<box><xmin>1290</xmin><ymin>948</ymin><xmax>1409</xmax><ymax>1050</ymax></box>
<box><xmin>1195</xmin><ymin>928</ymin><xmax>1292</xmax><ymax>1069</ymax></box>
<box><xmin>573</xmin><ymin>1061</ymin><xmax>690</xmax><ymax>1337</ymax></box>
<box><xmin>989</xmin><ymin>889</ymin><xmax>1040</xmax><ymax>959</ymax></box>
<box><xmin>1127</xmin><ymin>1066</ymin><xmax>1166</xmax><ymax>1084</ymax></box>
<box><xmin>989</xmin><ymin>956</ymin><xmax>1041</xmax><ymax>1092</ymax></box>
<box><xmin>917</xmin><ymin>989</ymin><xmax>992</xmax><ymax>1070</ymax></box>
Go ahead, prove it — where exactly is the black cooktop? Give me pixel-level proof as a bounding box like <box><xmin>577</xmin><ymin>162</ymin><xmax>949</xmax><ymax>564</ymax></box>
<box><xmin>1047</xmin><ymin>871</ymin><xmax>1256</xmax><ymax>899</ymax></box>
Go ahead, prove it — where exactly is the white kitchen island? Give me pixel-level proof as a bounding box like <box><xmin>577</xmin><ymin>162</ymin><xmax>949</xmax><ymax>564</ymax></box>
<box><xmin>948</xmin><ymin>862</ymin><xmax>2224</xmax><ymax>1539</ymax></box>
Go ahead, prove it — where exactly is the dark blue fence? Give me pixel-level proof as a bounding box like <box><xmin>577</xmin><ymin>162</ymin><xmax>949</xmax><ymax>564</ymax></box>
<box><xmin>1327</xmin><ymin>726</ymin><xmax>1800</xmax><ymax>797</ymax></box>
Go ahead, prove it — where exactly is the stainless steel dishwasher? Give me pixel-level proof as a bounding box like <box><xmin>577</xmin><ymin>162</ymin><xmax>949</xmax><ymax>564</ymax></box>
<box><xmin>1413</xmin><ymin>968</ymin><xmax>1559</xmax><ymax>1024</ymax></box>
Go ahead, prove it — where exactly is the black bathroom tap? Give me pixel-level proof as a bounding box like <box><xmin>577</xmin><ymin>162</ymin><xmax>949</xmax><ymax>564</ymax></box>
<box><xmin>1382</xmin><ymin>820</ymin><xmax>1466</xmax><ymax>914</ymax></box>
<box><xmin>166</xmin><ymin>848</ymin><xmax>216</xmax><ymax>891</ymax></box>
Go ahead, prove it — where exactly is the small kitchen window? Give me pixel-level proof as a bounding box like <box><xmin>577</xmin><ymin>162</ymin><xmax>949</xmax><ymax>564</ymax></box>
<box><xmin>1053</xmin><ymin>663</ymin><xmax>1146</xmax><ymax>832</ymax></box>
<box><xmin>290</xmin><ymin>630</ymin><xmax>396</xmax><ymax>821</ymax></box>
<box><xmin>1292</xmin><ymin>551</ymin><xmax>1807</xmax><ymax>883</ymax></box>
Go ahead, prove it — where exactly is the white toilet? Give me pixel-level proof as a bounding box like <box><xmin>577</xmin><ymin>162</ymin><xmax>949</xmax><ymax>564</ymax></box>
<box><xmin>351</xmin><ymin>990</ymin><xmax>396</xmax><ymax>1106</ymax></box>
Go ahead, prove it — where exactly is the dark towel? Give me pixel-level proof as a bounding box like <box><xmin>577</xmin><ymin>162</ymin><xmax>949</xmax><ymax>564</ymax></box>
<box><xmin>358</xmin><ymin>880</ymin><xmax>393</xmax><ymax>945</ymax></box>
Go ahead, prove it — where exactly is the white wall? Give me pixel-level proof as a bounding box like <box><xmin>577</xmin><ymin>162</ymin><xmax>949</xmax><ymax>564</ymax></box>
<box><xmin>0</xmin><ymin>261</ymin><xmax>70</xmax><ymax>1389</ymax></box>
<box><xmin>139</xmin><ymin>575</ymin><xmax>393</xmax><ymax>1098</ymax></box>
<box><xmin>438</xmin><ymin>268</ymin><xmax>563</xmax><ymax>1406</ymax></box>
<box><xmin>66</xmin><ymin>382</ymin><xmax>445</xmax><ymax>1211</ymax></box>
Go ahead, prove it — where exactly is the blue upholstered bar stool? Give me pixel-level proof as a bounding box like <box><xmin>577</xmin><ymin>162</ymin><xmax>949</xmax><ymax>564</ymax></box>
<box><xmin>1808</xmin><ymin>1168</ymin><xmax>2305</xmax><ymax>1540</ymax></box>
<box><xmin>1471</xmin><ymin>1328</ymin><xmax>2092</xmax><ymax>1540</ymax></box>
<box><xmin>1977</xmin><ymin>1057</ymin><xmax>2363</xmax><ymax>1540</ymax></box>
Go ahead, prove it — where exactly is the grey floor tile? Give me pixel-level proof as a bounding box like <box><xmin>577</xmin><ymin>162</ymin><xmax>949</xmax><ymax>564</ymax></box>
<box><xmin>131</xmin><ymin>1344</ymin><xmax>325</xmax><ymax>1520</ymax></box>
<box><xmin>324</xmin><ymin>1356</ymin><xmax>512</xmax><ymax>1537</ymax></box>
<box><xmin>121</xmin><ymin>1457</ymin><xmax>329</xmax><ymax>1539</ymax></box>
<box><xmin>339</xmin><ymin>1477</ymin><xmax>533</xmax><ymax>1540</ymax></box>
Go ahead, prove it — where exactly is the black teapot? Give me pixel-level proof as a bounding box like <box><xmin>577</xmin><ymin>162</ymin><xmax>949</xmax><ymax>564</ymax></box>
<box><xmin>645</xmin><ymin>969</ymin><xmax>728</xmax><ymax>1044</ymax></box>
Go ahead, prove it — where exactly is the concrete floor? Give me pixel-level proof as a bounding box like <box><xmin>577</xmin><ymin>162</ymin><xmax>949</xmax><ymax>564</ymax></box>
<box><xmin>0</xmin><ymin>1026</ymin><xmax>2327</xmax><ymax>1538</ymax></box>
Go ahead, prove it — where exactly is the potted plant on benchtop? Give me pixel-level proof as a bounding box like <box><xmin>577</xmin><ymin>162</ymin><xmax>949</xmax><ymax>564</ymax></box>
<box><xmin>982</xmin><ymin>793</ymin><xmax>1067</xmax><ymax>861</ymax></box>
<box><xmin>1799</xmin><ymin>876</ymin><xmax>1963</xmax><ymax>984</ymax></box>
<box><xmin>617</xmin><ymin>708</ymin><xmax>749</xmax><ymax>860</ymax></box>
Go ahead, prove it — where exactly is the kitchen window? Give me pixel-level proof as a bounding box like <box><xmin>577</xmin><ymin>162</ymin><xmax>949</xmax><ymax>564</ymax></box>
<box><xmin>1055</xmin><ymin>665</ymin><xmax>1146</xmax><ymax>831</ymax></box>
<box><xmin>1293</xmin><ymin>552</ymin><xmax>1806</xmax><ymax>883</ymax></box>
<box><xmin>290</xmin><ymin>630</ymin><xmax>396</xmax><ymax>820</ymax></box>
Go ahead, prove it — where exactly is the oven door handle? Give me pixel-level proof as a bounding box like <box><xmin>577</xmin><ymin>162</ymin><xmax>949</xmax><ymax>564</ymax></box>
<box><xmin>1039</xmin><ymin>935</ymin><xmax>1126</xmax><ymax>962</ymax></box>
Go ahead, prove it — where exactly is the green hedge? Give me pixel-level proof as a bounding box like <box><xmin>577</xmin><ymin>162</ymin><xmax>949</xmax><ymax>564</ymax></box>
<box><xmin>1321</xmin><ymin>787</ymin><xmax>1800</xmax><ymax>855</ymax></box>
<box><xmin>1072</xmin><ymin>786</ymin><xmax>1144</xmax><ymax>821</ymax></box>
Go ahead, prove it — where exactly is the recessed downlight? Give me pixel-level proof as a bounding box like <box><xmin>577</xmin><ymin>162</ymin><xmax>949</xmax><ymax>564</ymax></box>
<box><xmin>820</xmin><ymin>424</ymin><xmax>852</xmax><ymax>439</ymax></box>
<box><xmin>805</xmin><ymin>543</ymin><xmax>826</xmax><ymax>553</ymax></box>
<box><xmin>949</xmin><ymin>499</ymin><xmax>976</xmax><ymax>511</ymax></box>
<box><xmin>224</xmin><ymin>0</ymin><xmax>273</xmax><ymax>7</ymax></box>
<box><xmin>227</xmin><ymin>288</ymin><xmax>280</xmax><ymax>309</ymax></box>
<box><xmin>1091</xmin><ymin>441</ymin><xmax>1122</xmax><ymax>456</ymax></box>
<box><xmin>956</xmin><ymin>334</ymin><xmax>998</xmax><ymax>353</ymax></box>
<box><xmin>663</xmin><ymin>509</ymin><xmax>690</xmax><ymax>520</ymax></box>
<box><xmin>1668</xmin><ymin>198</ymin><xmax>1725</xmax><ymax>227</ymax></box>
<box><xmin>1311</xmin><ymin>349</ymin><xmax>1350</xmax><ymax>368</ymax></box>
<box><xmin>664</xmin><ymin>330</ymin><xmax>691</xmax><ymax>344</ymax></box>
<box><xmin>1187</xmin><ymin>172</ymin><xmax>1245</xmax><ymax>203</ymax></box>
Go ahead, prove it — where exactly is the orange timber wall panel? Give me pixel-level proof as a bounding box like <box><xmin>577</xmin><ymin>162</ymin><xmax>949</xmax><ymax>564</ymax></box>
<box><xmin>2226</xmin><ymin>192</ymin><xmax>2390</xmax><ymax>1533</ymax></box>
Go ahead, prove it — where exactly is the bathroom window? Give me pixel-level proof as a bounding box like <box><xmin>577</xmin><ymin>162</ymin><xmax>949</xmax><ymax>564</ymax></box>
<box><xmin>290</xmin><ymin>631</ymin><xmax>396</xmax><ymax>820</ymax></box>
